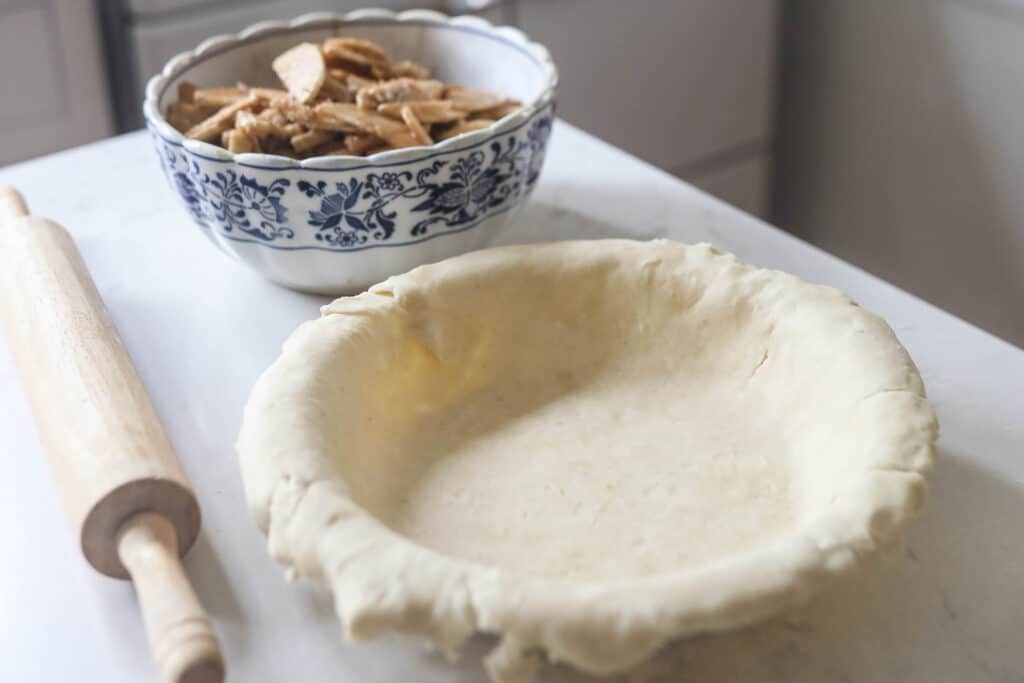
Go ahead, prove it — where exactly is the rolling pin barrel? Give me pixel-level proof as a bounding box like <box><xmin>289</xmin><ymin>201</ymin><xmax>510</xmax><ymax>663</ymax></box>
<box><xmin>0</xmin><ymin>187</ymin><xmax>224</xmax><ymax>683</ymax></box>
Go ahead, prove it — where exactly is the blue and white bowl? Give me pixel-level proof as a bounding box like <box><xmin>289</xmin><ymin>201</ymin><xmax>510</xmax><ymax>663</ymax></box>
<box><xmin>144</xmin><ymin>9</ymin><xmax>557</xmax><ymax>294</ymax></box>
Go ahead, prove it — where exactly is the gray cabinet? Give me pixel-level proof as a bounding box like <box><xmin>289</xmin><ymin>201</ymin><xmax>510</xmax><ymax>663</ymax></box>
<box><xmin>515</xmin><ymin>0</ymin><xmax>779</xmax><ymax>216</ymax></box>
<box><xmin>112</xmin><ymin>0</ymin><xmax>778</xmax><ymax>215</ymax></box>
<box><xmin>0</xmin><ymin>1</ymin><xmax>112</xmax><ymax>165</ymax></box>
<box><xmin>1</xmin><ymin>0</ymin><xmax>779</xmax><ymax>220</ymax></box>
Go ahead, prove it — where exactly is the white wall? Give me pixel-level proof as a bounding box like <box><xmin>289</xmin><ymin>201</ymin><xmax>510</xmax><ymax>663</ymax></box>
<box><xmin>775</xmin><ymin>0</ymin><xmax>1024</xmax><ymax>346</ymax></box>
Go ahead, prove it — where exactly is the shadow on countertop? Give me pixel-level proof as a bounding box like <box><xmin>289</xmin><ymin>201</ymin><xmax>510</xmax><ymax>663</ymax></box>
<box><xmin>494</xmin><ymin>199</ymin><xmax>636</xmax><ymax>245</ymax></box>
<box><xmin>542</xmin><ymin>451</ymin><xmax>1024</xmax><ymax>682</ymax></box>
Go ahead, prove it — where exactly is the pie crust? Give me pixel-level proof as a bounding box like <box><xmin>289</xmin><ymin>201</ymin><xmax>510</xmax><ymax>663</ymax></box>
<box><xmin>237</xmin><ymin>240</ymin><xmax>938</xmax><ymax>681</ymax></box>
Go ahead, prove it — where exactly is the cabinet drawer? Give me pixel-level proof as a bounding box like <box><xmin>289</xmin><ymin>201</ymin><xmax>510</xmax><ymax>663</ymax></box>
<box><xmin>127</xmin><ymin>0</ymin><xmax>216</xmax><ymax>16</ymax></box>
<box><xmin>0</xmin><ymin>4</ymin><xmax>64</xmax><ymax>126</ymax></box>
<box><xmin>516</xmin><ymin>0</ymin><xmax>778</xmax><ymax>171</ymax></box>
<box><xmin>0</xmin><ymin>1</ymin><xmax>111</xmax><ymax>164</ymax></box>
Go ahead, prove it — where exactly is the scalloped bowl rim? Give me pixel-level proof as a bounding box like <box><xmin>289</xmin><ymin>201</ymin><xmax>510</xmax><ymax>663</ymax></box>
<box><xmin>143</xmin><ymin>9</ymin><xmax>559</xmax><ymax>170</ymax></box>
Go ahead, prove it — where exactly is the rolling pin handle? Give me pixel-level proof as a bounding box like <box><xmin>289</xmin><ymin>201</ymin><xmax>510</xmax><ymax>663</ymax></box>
<box><xmin>0</xmin><ymin>186</ymin><xmax>29</xmax><ymax>220</ymax></box>
<box><xmin>117</xmin><ymin>513</ymin><xmax>225</xmax><ymax>683</ymax></box>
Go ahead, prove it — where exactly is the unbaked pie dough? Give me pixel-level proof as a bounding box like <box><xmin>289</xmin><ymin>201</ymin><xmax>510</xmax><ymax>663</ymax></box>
<box><xmin>237</xmin><ymin>240</ymin><xmax>938</xmax><ymax>681</ymax></box>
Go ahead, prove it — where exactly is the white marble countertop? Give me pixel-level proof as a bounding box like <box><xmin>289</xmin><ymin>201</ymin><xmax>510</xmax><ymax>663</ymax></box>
<box><xmin>1</xmin><ymin>124</ymin><xmax>1021</xmax><ymax>683</ymax></box>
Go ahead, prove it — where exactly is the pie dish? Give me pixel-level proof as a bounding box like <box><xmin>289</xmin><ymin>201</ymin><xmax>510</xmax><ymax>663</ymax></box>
<box><xmin>237</xmin><ymin>239</ymin><xmax>938</xmax><ymax>681</ymax></box>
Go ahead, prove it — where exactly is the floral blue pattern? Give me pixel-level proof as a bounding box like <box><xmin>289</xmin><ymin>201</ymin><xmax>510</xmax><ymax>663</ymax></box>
<box><xmin>300</xmin><ymin>176</ymin><xmax>402</xmax><ymax>247</ymax></box>
<box><xmin>157</xmin><ymin>146</ymin><xmax>207</xmax><ymax>227</ymax></box>
<box><xmin>152</xmin><ymin>106</ymin><xmax>553</xmax><ymax>251</ymax></box>
<box><xmin>202</xmin><ymin>171</ymin><xmax>291</xmax><ymax>240</ymax></box>
<box><xmin>157</xmin><ymin>145</ymin><xmax>292</xmax><ymax>240</ymax></box>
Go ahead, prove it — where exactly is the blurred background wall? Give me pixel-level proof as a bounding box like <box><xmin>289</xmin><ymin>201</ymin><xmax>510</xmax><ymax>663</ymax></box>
<box><xmin>775</xmin><ymin>0</ymin><xmax>1024</xmax><ymax>346</ymax></box>
<box><xmin>1</xmin><ymin>0</ymin><xmax>1020</xmax><ymax>346</ymax></box>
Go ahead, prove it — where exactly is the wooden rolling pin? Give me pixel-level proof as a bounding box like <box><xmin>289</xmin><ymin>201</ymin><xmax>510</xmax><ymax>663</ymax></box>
<box><xmin>0</xmin><ymin>187</ymin><xmax>224</xmax><ymax>683</ymax></box>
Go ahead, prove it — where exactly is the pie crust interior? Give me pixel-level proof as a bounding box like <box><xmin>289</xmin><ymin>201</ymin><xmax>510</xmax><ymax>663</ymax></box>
<box><xmin>238</xmin><ymin>240</ymin><xmax>938</xmax><ymax>682</ymax></box>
